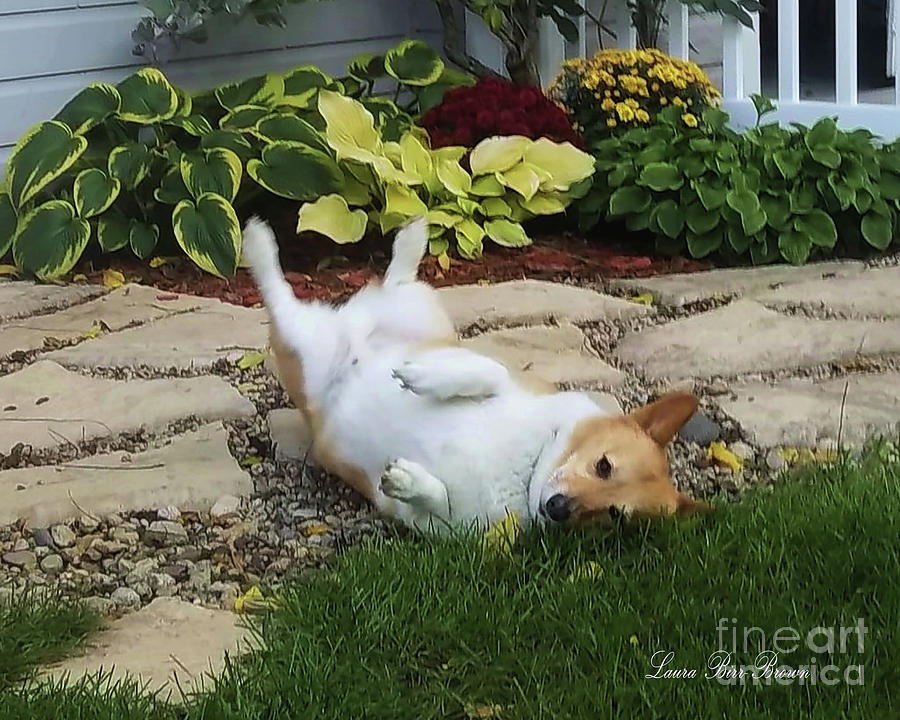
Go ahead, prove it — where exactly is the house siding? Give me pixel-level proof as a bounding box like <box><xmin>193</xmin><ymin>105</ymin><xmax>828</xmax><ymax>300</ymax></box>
<box><xmin>0</xmin><ymin>0</ymin><xmax>442</xmax><ymax>166</ymax></box>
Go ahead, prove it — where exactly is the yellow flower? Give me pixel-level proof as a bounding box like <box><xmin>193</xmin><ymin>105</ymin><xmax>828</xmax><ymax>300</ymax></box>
<box><xmin>672</xmin><ymin>96</ymin><xmax>685</xmax><ymax>107</ymax></box>
<box><xmin>651</xmin><ymin>82</ymin><xmax>659</xmax><ymax>92</ymax></box>
<box><xmin>607</xmin><ymin>118</ymin><xmax>617</xmax><ymax>128</ymax></box>
<box><xmin>682</xmin><ymin>113</ymin><xmax>698</xmax><ymax>128</ymax></box>
<box><xmin>613</xmin><ymin>90</ymin><xmax>620</xmax><ymax>97</ymax></box>
<box><xmin>601</xmin><ymin>98</ymin><xmax>616</xmax><ymax>111</ymax></box>
<box><xmin>636</xmin><ymin>109</ymin><xmax>650</xmax><ymax>123</ymax></box>
<box><xmin>660</xmin><ymin>97</ymin><xmax>668</xmax><ymax>105</ymax></box>
<box><xmin>615</xmin><ymin>102</ymin><xmax>635</xmax><ymax>122</ymax></box>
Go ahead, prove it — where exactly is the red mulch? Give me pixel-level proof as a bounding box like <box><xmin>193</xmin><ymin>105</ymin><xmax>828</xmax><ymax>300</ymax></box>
<box><xmin>73</xmin><ymin>232</ymin><xmax>712</xmax><ymax>307</ymax></box>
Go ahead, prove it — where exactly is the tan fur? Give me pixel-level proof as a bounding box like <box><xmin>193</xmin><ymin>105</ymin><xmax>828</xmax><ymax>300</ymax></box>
<box><xmin>552</xmin><ymin>392</ymin><xmax>709</xmax><ymax>523</ymax></box>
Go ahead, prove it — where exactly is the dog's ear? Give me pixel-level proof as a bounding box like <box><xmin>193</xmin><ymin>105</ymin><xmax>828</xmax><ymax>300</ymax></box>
<box><xmin>629</xmin><ymin>392</ymin><xmax>699</xmax><ymax>446</ymax></box>
<box><xmin>675</xmin><ymin>491</ymin><xmax>711</xmax><ymax>516</ymax></box>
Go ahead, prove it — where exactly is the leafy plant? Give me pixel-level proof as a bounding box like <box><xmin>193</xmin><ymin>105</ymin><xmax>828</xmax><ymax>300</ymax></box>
<box><xmin>419</xmin><ymin>76</ymin><xmax>582</xmax><ymax>148</ymax></box>
<box><xmin>298</xmin><ymin>90</ymin><xmax>596</xmax><ymax>264</ymax></box>
<box><xmin>549</xmin><ymin>47</ymin><xmax>720</xmax><ymax>146</ymax></box>
<box><xmin>0</xmin><ymin>41</ymin><xmax>474</xmax><ymax>280</ymax></box>
<box><xmin>578</xmin><ymin>104</ymin><xmax>900</xmax><ymax>265</ymax></box>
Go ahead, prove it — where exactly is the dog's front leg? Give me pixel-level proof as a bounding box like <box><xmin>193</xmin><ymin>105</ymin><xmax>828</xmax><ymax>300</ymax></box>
<box><xmin>378</xmin><ymin>458</ymin><xmax>450</xmax><ymax>519</ymax></box>
<box><xmin>392</xmin><ymin>347</ymin><xmax>511</xmax><ymax>401</ymax></box>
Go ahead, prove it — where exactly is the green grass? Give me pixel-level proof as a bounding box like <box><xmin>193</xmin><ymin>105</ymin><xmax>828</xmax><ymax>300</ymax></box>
<box><xmin>2</xmin><ymin>445</ymin><xmax>899</xmax><ymax>718</ymax></box>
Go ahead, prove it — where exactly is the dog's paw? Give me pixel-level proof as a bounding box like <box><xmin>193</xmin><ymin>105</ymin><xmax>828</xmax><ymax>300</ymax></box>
<box><xmin>391</xmin><ymin>362</ymin><xmax>429</xmax><ymax>395</ymax></box>
<box><xmin>379</xmin><ymin>458</ymin><xmax>421</xmax><ymax>502</ymax></box>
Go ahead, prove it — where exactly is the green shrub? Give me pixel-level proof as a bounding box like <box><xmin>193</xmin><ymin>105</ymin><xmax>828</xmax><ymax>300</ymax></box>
<box><xmin>578</xmin><ymin>102</ymin><xmax>900</xmax><ymax>264</ymax></box>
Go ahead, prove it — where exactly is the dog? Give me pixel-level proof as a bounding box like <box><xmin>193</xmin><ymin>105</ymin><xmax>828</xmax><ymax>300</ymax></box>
<box><xmin>242</xmin><ymin>216</ymin><xmax>709</xmax><ymax>532</ymax></box>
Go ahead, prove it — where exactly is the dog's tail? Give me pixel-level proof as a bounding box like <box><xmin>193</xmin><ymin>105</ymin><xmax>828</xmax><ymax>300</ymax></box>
<box><xmin>383</xmin><ymin>216</ymin><xmax>428</xmax><ymax>287</ymax></box>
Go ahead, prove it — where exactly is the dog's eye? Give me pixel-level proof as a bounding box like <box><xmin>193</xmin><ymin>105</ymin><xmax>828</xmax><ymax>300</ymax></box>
<box><xmin>595</xmin><ymin>456</ymin><xmax>612</xmax><ymax>479</ymax></box>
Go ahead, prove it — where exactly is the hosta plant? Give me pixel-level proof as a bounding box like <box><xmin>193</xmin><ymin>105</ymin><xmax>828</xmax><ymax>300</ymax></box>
<box><xmin>578</xmin><ymin>103</ymin><xmax>900</xmax><ymax>265</ymax></box>
<box><xmin>299</xmin><ymin>91</ymin><xmax>596</xmax><ymax>263</ymax></box>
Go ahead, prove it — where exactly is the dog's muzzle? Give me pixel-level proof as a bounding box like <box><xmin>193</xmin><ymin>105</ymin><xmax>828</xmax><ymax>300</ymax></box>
<box><xmin>542</xmin><ymin>493</ymin><xmax>571</xmax><ymax>523</ymax></box>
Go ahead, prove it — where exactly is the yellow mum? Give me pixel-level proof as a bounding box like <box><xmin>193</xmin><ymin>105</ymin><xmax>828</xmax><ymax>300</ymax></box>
<box><xmin>682</xmin><ymin>113</ymin><xmax>698</xmax><ymax>128</ymax></box>
<box><xmin>600</xmin><ymin>98</ymin><xmax>616</xmax><ymax>111</ymax></box>
<box><xmin>615</xmin><ymin>103</ymin><xmax>635</xmax><ymax>122</ymax></box>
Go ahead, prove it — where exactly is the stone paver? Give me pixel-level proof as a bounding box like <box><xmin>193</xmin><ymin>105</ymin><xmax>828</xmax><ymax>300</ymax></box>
<box><xmin>45</xmin><ymin>596</ymin><xmax>252</xmax><ymax>699</ymax></box>
<box><xmin>609</xmin><ymin>261</ymin><xmax>865</xmax><ymax>307</ymax></box>
<box><xmin>0</xmin><ymin>424</ymin><xmax>252</xmax><ymax>526</ymax></box>
<box><xmin>46</xmin><ymin>303</ymin><xmax>269</xmax><ymax>370</ymax></box>
<box><xmin>463</xmin><ymin>324</ymin><xmax>624</xmax><ymax>387</ymax></box>
<box><xmin>754</xmin><ymin>266</ymin><xmax>900</xmax><ymax>318</ymax></box>
<box><xmin>0</xmin><ymin>284</ymin><xmax>215</xmax><ymax>358</ymax></box>
<box><xmin>0</xmin><ymin>281</ymin><xmax>106</xmax><ymax>321</ymax></box>
<box><xmin>721</xmin><ymin>373</ymin><xmax>900</xmax><ymax>448</ymax></box>
<box><xmin>615</xmin><ymin>300</ymin><xmax>900</xmax><ymax>380</ymax></box>
<box><xmin>0</xmin><ymin>360</ymin><xmax>255</xmax><ymax>454</ymax></box>
<box><xmin>439</xmin><ymin>279</ymin><xmax>651</xmax><ymax>329</ymax></box>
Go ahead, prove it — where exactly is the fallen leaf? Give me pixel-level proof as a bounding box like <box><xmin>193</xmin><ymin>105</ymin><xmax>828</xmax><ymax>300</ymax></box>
<box><xmin>72</xmin><ymin>273</ymin><xmax>87</xmax><ymax>282</ymax></box>
<box><xmin>480</xmin><ymin>511</ymin><xmax>520</xmax><ymax>558</ymax></box>
<box><xmin>629</xmin><ymin>635</ymin><xmax>640</xmax><ymax>647</ymax></box>
<box><xmin>236</xmin><ymin>382</ymin><xmax>256</xmax><ymax>393</ymax></box>
<box><xmin>234</xmin><ymin>585</ymin><xmax>281</xmax><ymax>614</ymax></box>
<box><xmin>81</xmin><ymin>322</ymin><xmax>103</xmax><ymax>340</ymax></box>
<box><xmin>302</xmin><ymin>522</ymin><xmax>330</xmax><ymax>537</ymax></box>
<box><xmin>777</xmin><ymin>447</ymin><xmax>838</xmax><ymax>466</ymax></box>
<box><xmin>237</xmin><ymin>351</ymin><xmax>267</xmax><ymax>369</ymax></box>
<box><xmin>149</xmin><ymin>256</ymin><xmax>174</xmax><ymax>268</ymax></box>
<box><xmin>567</xmin><ymin>561</ymin><xmax>604</xmax><ymax>583</ymax></box>
<box><xmin>0</xmin><ymin>264</ymin><xmax>20</xmax><ymax>276</ymax></box>
<box><xmin>626</xmin><ymin>292</ymin><xmax>654</xmax><ymax>306</ymax></box>
<box><xmin>240</xmin><ymin>455</ymin><xmax>262</xmax><ymax>468</ymax></box>
<box><xmin>102</xmin><ymin>268</ymin><xmax>125</xmax><ymax>288</ymax></box>
<box><xmin>707</xmin><ymin>442</ymin><xmax>743</xmax><ymax>472</ymax></box>
<box><xmin>437</xmin><ymin>253</ymin><xmax>451</xmax><ymax>271</ymax></box>
<box><xmin>464</xmin><ymin>703</ymin><xmax>504</xmax><ymax>719</ymax></box>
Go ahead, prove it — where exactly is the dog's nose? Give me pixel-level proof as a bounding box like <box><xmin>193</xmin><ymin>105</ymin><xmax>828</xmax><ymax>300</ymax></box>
<box><xmin>544</xmin><ymin>494</ymin><xmax>571</xmax><ymax>522</ymax></box>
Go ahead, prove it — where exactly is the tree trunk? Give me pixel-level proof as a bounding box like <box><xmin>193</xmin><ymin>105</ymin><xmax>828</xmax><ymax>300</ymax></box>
<box><xmin>503</xmin><ymin>0</ymin><xmax>541</xmax><ymax>85</ymax></box>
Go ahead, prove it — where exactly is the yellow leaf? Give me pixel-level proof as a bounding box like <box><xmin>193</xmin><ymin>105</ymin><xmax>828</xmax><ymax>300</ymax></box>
<box><xmin>777</xmin><ymin>447</ymin><xmax>838</xmax><ymax>466</ymax></box>
<box><xmin>234</xmin><ymin>585</ymin><xmax>281</xmax><ymax>614</ymax></box>
<box><xmin>102</xmin><ymin>268</ymin><xmax>125</xmax><ymax>288</ymax></box>
<box><xmin>72</xmin><ymin>273</ymin><xmax>87</xmax><ymax>282</ymax></box>
<box><xmin>629</xmin><ymin>635</ymin><xmax>640</xmax><ymax>647</ymax></box>
<box><xmin>236</xmin><ymin>382</ymin><xmax>256</xmax><ymax>393</ymax></box>
<box><xmin>437</xmin><ymin>253</ymin><xmax>451</xmax><ymax>271</ymax></box>
<box><xmin>149</xmin><ymin>256</ymin><xmax>174</xmax><ymax>268</ymax></box>
<box><xmin>240</xmin><ymin>455</ymin><xmax>262</xmax><ymax>468</ymax></box>
<box><xmin>0</xmin><ymin>264</ymin><xmax>20</xmax><ymax>277</ymax></box>
<box><xmin>237</xmin><ymin>350</ymin><xmax>267</xmax><ymax>369</ymax></box>
<box><xmin>626</xmin><ymin>292</ymin><xmax>654</xmax><ymax>306</ymax></box>
<box><xmin>707</xmin><ymin>442</ymin><xmax>743</xmax><ymax>472</ymax></box>
<box><xmin>480</xmin><ymin>511</ymin><xmax>520</xmax><ymax>558</ymax></box>
<box><xmin>464</xmin><ymin>703</ymin><xmax>504</xmax><ymax>719</ymax></box>
<box><xmin>81</xmin><ymin>322</ymin><xmax>103</xmax><ymax>340</ymax></box>
<box><xmin>303</xmin><ymin>522</ymin><xmax>330</xmax><ymax>537</ymax></box>
<box><xmin>567</xmin><ymin>561</ymin><xmax>604</xmax><ymax>583</ymax></box>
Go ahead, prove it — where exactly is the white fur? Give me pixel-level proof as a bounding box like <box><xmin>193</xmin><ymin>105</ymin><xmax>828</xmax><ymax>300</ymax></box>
<box><xmin>242</xmin><ymin>216</ymin><xmax>609</xmax><ymax>531</ymax></box>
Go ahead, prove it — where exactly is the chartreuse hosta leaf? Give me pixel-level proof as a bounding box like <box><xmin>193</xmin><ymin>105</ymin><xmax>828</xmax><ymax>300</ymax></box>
<box><xmin>297</xmin><ymin>194</ymin><xmax>368</xmax><ymax>244</ymax></box>
<box><xmin>485</xmin><ymin>219</ymin><xmax>530</xmax><ymax>248</ymax></box>
<box><xmin>426</xmin><ymin>209</ymin><xmax>462</xmax><ymax>228</ymax></box>
<box><xmin>436</xmin><ymin>158</ymin><xmax>471</xmax><ymax>196</ymax></box>
<box><xmin>181</xmin><ymin>148</ymin><xmax>242</xmax><ymax>202</ymax></box>
<box><xmin>97</xmin><ymin>211</ymin><xmax>131</xmax><ymax>252</ymax></box>
<box><xmin>400</xmin><ymin>133</ymin><xmax>437</xmax><ymax>191</ymax></box>
<box><xmin>520</xmin><ymin>192</ymin><xmax>568</xmax><ymax>216</ymax></box>
<box><xmin>523</xmin><ymin>138</ymin><xmax>596</xmax><ymax>191</ymax></box>
<box><xmin>108</xmin><ymin>142</ymin><xmax>152</xmax><ymax>191</ymax></box>
<box><xmin>384</xmin><ymin>184</ymin><xmax>427</xmax><ymax>218</ymax></box>
<box><xmin>497</xmin><ymin>163</ymin><xmax>541</xmax><ymax>201</ymax></box>
<box><xmin>6</xmin><ymin>121</ymin><xmax>87</xmax><ymax>208</ymax></box>
<box><xmin>247</xmin><ymin>142</ymin><xmax>343</xmax><ymax>201</ymax></box>
<box><xmin>216</xmin><ymin>74</ymin><xmax>284</xmax><ymax>111</ymax></box>
<box><xmin>116</xmin><ymin>67</ymin><xmax>179</xmax><ymax>123</ymax></box>
<box><xmin>54</xmin><ymin>83</ymin><xmax>121</xmax><ymax>135</ymax></box>
<box><xmin>280</xmin><ymin>66</ymin><xmax>331</xmax><ymax>108</ymax></box>
<box><xmin>254</xmin><ymin>114</ymin><xmax>329</xmax><ymax>152</ymax></box>
<box><xmin>318</xmin><ymin>90</ymin><xmax>381</xmax><ymax>163</ymax></box>
<box><xmin>129</xmin><ymin>221</ymin><xmax>159</xmax><ymax>259</ymax></box>
<box><xmin>384</xmin><ymin>39</ymin><xmax>444</xmax><ymax>86</ymax></box>
<box><xmin>73</xmin><ymin>168</ymin><xmax>120</xmax><ymax>218</ymax></box>
<box><xmin>12</xmin><ymin>200</ymin><xmax>90</xmax><ymax>280</ymax></box>
<box><xmin>471</xmin><ymin>175</ymin><xmax>505</xmax><ymax>197</ymax></box>
<box><xmin>173</xmin><ymin>193</ymin><xmax>241</xmax><ymax>277</ymax></box>
<box><xmin>469</xmin><ymin>136</ymin><xmax>531</xmax><ymax>175</ymax></box>
<box><xmin>482</xmin><ymin>197</ymin><xmax>512</xmax><ymax>218</ymax></box>
<box><xmin>0</xmin><ymin>193</ymin><xmax>16</xmax><ymax>260</ymax></box>
<box><xmin>455</xmin><ymin>219</ymin><xmax>485</xmax><ymax>259</ymax></box>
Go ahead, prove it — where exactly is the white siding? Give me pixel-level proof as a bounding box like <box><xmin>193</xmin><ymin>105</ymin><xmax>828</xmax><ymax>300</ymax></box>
<box><xmin>0</xmin><ymin>0</ymin><xmax>442</xmax><ymax>166</ymax></box>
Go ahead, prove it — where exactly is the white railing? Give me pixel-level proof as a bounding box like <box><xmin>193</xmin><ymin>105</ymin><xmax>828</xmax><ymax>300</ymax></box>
<box><xmin>533</xmin><ymin>0</ymin><xmax>900</xmax><ymax>142</ymax></box>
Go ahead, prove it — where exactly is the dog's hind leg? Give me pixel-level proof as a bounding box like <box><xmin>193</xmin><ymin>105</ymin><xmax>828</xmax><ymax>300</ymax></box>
<box><xmin>378</xmin><ymin>458</ymin><xmax>450</xmax><ymax>519</ymax></box>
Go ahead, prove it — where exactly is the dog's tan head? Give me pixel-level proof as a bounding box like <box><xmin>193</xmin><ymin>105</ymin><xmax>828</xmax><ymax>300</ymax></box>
<box><xmin>540</xmin><ymin>393</ymin><xmax>709</xmax><ymax>525</ymax></box>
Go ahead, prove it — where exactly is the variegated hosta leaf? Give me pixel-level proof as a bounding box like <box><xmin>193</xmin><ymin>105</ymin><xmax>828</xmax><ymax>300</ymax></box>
<box><xmin>219</xmin><ymin>105</ymin><xmax>271</xmax><ymax>132</ymax></box>
<box><xmin>281</xmin><ymin>66</ymin><xmax>331</xmax><ymax>108</ymax></box>
<box><xmin>129</xmin><ymin>221</ymin><xmax>159</xmax><ymax>259</ymax></box>
<box><xmin>172</xmin><ymin>193</ymin><xmax>241</xmax><ymax>277</ymax></box>
<box><xmin>497</xmin><ymin>163</ymin><xmax>541</xmax><ymax>201</ymax></box>
<box><xmin>247</xmin><ymin>142</ymin><xmax>343</xmax><ymax>201</ymax></box>
<box><xmin>0</xmin><ymin>193</ymin><xmax>16</xmax><ymax>260</ymax></box>
<box><xmin>485</xmin><ymin>219</ymin><xmax>530</xmax><ymax>247</ymax></box>
<box><xmin>12</xmin><ymin>200</ymin><xmax>90</xmax><ymax>280</ymax></box>
<box><xmin>523</xmin><ymin>138</ymin><xmax>597</xmax><ymax>191</ymax></box>
<box><xmin>54</xmin><ymin>83</ymin><xmax>121</xmax><ymax>135</ymax></box>
<box><xmin>154</xmin><ymin>167</ymin><xmax>191</xmax><ymax>205</ymax></box>
<box><xmin>254</xmin><ymin>114</ymin><xmax>329</xmax><ymax>153</ymax></box>
<box><xmin>108</xmin><ymin>142</ymin><xmax>152</xmax><ymax>190</ymax></box>
<box><xmin>73</xmin><ymin>168</ymin><xmax>120</xmax><ymax>218</ymax></box>
<box><xmin>97</xmin><ymin>211</ymin><xmax>131</xmax><ymax>252</ymax></box>
<box><xmin>6</xmin><ymin>121</ymin><xmax>87</xmax><ymax>208</ymax></box>
<box><xmin>469</xmin><ymin>136</ymin><xmax>531</xmax><ymax>176</ymax></box>
<box><xmin>174</xmin><ymin>86</ymin><xmax>193</xmax><ymax>117</ymax></box>
<box><xmin>347</xmin><ymin>53</ymin><xmax>385</xmax><ymax>82</ymax></box>
<box><xmin>384</xmin><ymin>184</ymin><xmax>427</xmax><ymax>218</ymax></box>
<box><xmin>165</xmin><ymin>115</ymin><xmax>214</xmax><ymax>136</ymax></box>
<box><xmin>201</xmin><ymin>130</ymin><xmax>255</xmax><ymax>162</ymax></box>
<box><xmin>455</xmin><ymin>218</ymin><xmax>485</xmax><ymax>259</ymax></box>
<box><xmin>384</xmin><ymin>39</ymin><xmax>444</xmax><ymax>86</ymax></box>
<box><xmin>216</xmin><ymin>74</ymin><xmax>284</xmax><ymax>111</ymax></box>
<box><xmin>297</xmin><ymin>194</ymin><xmax>368</xmax><ymax>244</ymax></box>
<box><xmin>180</xmin><ymin>148</ymin><xmax>242</xmax><ymax>202</ymax></box>
<box><xmin>116</xmin><ymin>67</ymin><xmax>179</xmax><ymax>124</ymax></box>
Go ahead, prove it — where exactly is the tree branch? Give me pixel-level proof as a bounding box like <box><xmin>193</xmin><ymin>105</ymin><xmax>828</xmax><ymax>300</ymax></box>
<box><xmin>435</xmin><ymin>0</ymin><xmax>502</xmax><ymax>78</ymax></box>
